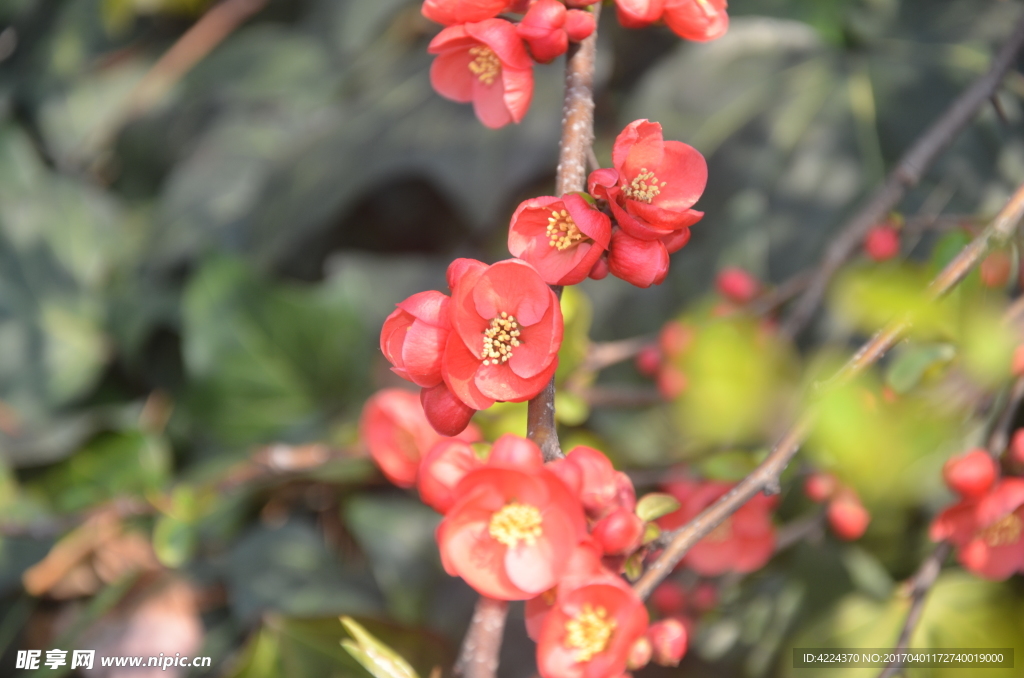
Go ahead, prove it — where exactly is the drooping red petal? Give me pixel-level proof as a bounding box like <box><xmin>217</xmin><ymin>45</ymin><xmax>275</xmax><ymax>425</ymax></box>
<box><xmin>401</xmin><ymin>319</ymin><xmax>448</xmax><ymax>387</ymax></box>
<box><xmin>661</xmin><ymin>226</ymin><xmax>692</xmax><ymax>254</ymax></box>
<box><xmin>473</xmin><ymin>72</ymin><xmax>514</xmax><ymax>129</ymax></box>
<box><xmin>500</xmin><ymin>66</ymin><xmax>535</xmax><ymax>124</ymax></box>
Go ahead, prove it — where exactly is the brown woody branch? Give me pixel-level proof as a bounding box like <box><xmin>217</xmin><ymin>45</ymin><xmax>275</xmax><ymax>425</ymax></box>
<box><xmin>634</xmin><ymin>179</ymin><xmax>1024</xmax><ymax>600</ymax></box>
<box><xmin>779</xmin><ymin>13</ymin><xmax>1024</xmax><ymax>340</ymax></box>
<box><xmin>454</xmin><ymin>597</ymin><xmax>510</xmax><ymax>678</ymax></box>
<box><xmin>527</xmin><ymin>1</ymin><xmax>603</xmax><ymax>464</ymax></box>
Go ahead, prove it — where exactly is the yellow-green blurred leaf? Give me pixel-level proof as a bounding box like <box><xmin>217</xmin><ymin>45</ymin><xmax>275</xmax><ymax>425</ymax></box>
<box><xmin>341</xmin><ymin>616</ymin><xmax>420</xmax><ymax>678</ymax></box>
<box><xmin>635</xmin><ymin>493</ymin><xmax>681</xmax><ymax>522</ymax></box>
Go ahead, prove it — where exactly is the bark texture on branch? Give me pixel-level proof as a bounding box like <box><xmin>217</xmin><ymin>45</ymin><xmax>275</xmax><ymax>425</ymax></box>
<box><xmin>454</xmin><ymin>597</ymin><xmax>510</xmax><ymax>678</ymax></box>
<box><xmin>634</xmin><ymin>179</ymin><xmax>1024</xmax><ymax>601</ymax></box>
<box><xmin>780</xmin><ymin>13</ymin><xmax>1024</xmax><ymax>340</ymax></box>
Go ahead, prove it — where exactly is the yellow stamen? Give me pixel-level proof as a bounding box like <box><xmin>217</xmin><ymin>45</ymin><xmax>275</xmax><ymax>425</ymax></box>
<box><xmin>488</xmin><ymin>502</ymin><xmax>543</xmax><ymax>548</ymax></box>
<box><xmin>564</xmin><ymin>604</ymin><xmax>616</xmax><ymax>662</ymax></box>
<box><xmin>468</xmin><ymin>46</ymin><xmax>501</xmax><ymax>86</ymax></box>
<box><xmin>481</xmin><ymin>313</ymin><xmax>521</xmax><ymax>366</ymax></box>
<box><xmin>622</xmin><ymin>167</ymin><xmax>666</xmax><ymax>204</ymax></box>
<box><xmin>546</xmin><ymin>209</ymin><xmax>586</xmax><ymax>251</ymax></box>
<box><xmin>981</xmin><ymin>513</ymin><xmax>1023</xmax><ymax>547</ymax></box>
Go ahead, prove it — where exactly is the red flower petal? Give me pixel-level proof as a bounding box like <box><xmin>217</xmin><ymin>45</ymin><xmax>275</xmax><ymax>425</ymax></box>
<box><xmin>510</xmin><ymin>300</ymin><xmax>562</xmax><ymax>378</ymax></box>
<box><xmin>472</xmin><ymin>259</ymin><xmax>552</xmax><ymax>326</ymax></box>
<box><xmin>443</xmin><ymin>334</ymin><xmax>496</xmax><ymax>411</ymax></box>
<box><xmin>466</xmin><ymin>19</ymin><xmax>535</xmax><ymax>71</ymax></box>
<box><xmin>475</xmin><ymin>352</ymin><xmax>558</xmax><ymax>402</ymax></box>
<box><xmin>473</xmin><ymin>72</ymin><xmax>514</xmax><ymax>129</ymax></box>
<box><xmin>614</xmin><ymin>119</ymin><xmax>665</xmax><ymax>178</ymax></box>
<box><xmin>607</xmin><ymin>231</ymin><xmax>670</xmax><ymax>288</ymax></box>
<box><xmin>401</xmin><ymin>320</ymin><xmax>448</xmax><ymax>387</ymax></box>
<box><xmin>648</xmin><ymin>140</ymin><xmax>708</xmax><ymax>211</ymax></box>
<box><xmin>614</xmin><ymin>0</ymin><xmax>665</xmax><ymax>29</ymax></box>
<box><xmin>500</xmin><ymin>66</ymin><xmax>535</xmax><ymax>125</ymax></box>
<box><xmin>397</xmin><ymin>290</ymin><xmax>451</xmax><ymax>326</ymax></box>
<box><xmin>662</xmin><ymin>0</ymin><xmax>729</xmax><ymax>42</ymax></box>
<box><xmin>421</xmin><ymin>382</ymin><xmax>477</xmax><ymax>437</ymax></box>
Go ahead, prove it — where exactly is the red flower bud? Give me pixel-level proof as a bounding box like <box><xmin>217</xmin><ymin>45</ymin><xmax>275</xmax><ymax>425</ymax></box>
<box><xmin>656</xmin><ymin>365</ymin><xmax>687</xmax><ymax>400</ymax></box>
<box><xmin>489</xmin><ymin>433</ymin><xmax>545</xmax><ymax>469</ymax></box>
<box><xmin>634</xmin><ymin>345</ymin><xmax>661</xmax><ymax>377</ymax></box>
<box><xmin>658</xmin><ymin>321</ymin><xmax>691</xmax><ymax>358</ymax></box>
<box><xmin>715</xmin><ymin>267</ymin><xmax>759</xmax><ymax>304</ymax></box>
<box><xmin>420</xmin><ymin>381</ymin><xmax>476</xmax><ymax>437</ymax></box>
<box><xmin>650</xmin><ymin>581</ymin><xmax>686</xmax><ymax>616</ymax></box>
<box><xmin>626</xmin><ymin>636</ymin><xmax>652</xmax><ymax>671</ymax></box>
<box><xmin>564</xmin><ymin>9</ymin><xmax>596</xmax><ymax>41</ymax></box>
<box><xmin>517</xmin><ymin>0</ymin><xmax>569</xmax><ymax>63</ymax></box>
<box><xmin>804</xmin><ymin>472</ymin><xmax>838</xmax><ymax>503</ymax></box>
<box><xmin>827</xmin><ymin>491</ymin><xmax>871</xmax><ymax>541</ymax></box>
<box><xmin>691</xmin><ymin>582</ymin><xmax>717</xmax><ymax>612</ymax></box>
<box><xmin>589</xmin><ymin>256</ymin><xmax>609</xmax><ymax>280</ymax></box>
<box><xmin>980</xmin><ymin>250</ymin><xmax>1012</xmax><ymax>289</ymax></box>
<box><xmin>591</xmin><ymin>506</ymin><xmax>645</xmax><ymax>555</ymax></box>
<box><xmin>647</xmin><ymin>618</ymin><xmax>688</xmax><ymax>666</ymax></box>
<box><xmin>943</xmin><ymin>449</ymin><xmax>998</xmax><ymax>498</ymax></box>
<box><xmin>1011</xmin><ymin>429</ymin><xmax>1024</xmax><ymax>466</ymax></box>
<box><xmin>864</xmin><ymin>225</ymin><xmax>900</xmax><ymax>261</ymax></box>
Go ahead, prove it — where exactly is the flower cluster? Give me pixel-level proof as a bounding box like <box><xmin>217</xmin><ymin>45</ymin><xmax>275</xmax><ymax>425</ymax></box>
<box><xmin>931</xmin><ymin>449</ymin><xmax>1024</xmax><ymax>580</ymax></box>
<box><xmin>803</xmin><ymin>472</ymin><xmax>871</xmax><ymax>541</ymax></box>
<box><xmin>422</xmin><ymin>0</ymin><xmax>729</xmax><ymax>128</ymax></box>
<box><xmin>515</xmin><ymin>119</ymin><xmax>708</xmax><ymax>289</ymax></box>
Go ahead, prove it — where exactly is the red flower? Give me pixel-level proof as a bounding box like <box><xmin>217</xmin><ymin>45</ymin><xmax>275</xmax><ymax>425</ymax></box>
<box><xmin>438</xmin><ymin>464</ymin><xmax>587</xmax><ymax>599</ymax></box>
<box><xmin>428</xmin><ymin>19</ymin><xmax>534</xmax><ymax>129</ymax></box>
<box><xmin>662</xmin><ymin>0</ymin><xmax>729</xmax><ymax>42</ymax></box>
<box><xmin>656</xmin><ymin>365</ymin><xmax>687</xmax><ymax>399</ymax></box>
<box><xmin>650</xmin><ymin>581</ymin><xmax>686</xmax><ymax>617</ymax></box>
<box><xmin>591</xmin><ymin>506</ymin><xmax>645</xmax><ymax>555</ymax></box>
<box><xmin>715</xmin><ymin>267</ymin><xmax>759</xmax><ymax>304</ymax></box>
<box><xmin>943</xmin><ymin>449</ymin><xmax>998</xmax><ymax>499</ymax></box>
<box><xmin>864</xmin><ymin>225</ymin><xmax>900</xmax><ymax>261</ymax></box>
<box><xmin>525</xmin><ymin>540</ymin><xmax>617</xmax><ymax>641</ymax></box>
<box><xmin>444</xmin><ymin>258</ymin><xmax>563</xmax><ymax>411</ymax></box>
<box><xmin>381</xmin><ymin>290</ymin><xmax>451</xmax><ymax>388</ymax></box>
<box><xmin>590</xmin><ymin>120</ymin><xmax>707</xmax><ymax>241</ymax></box>
<box><xmin>804</xmin><ymin>472</ymin><xmax>838</xmax><ymax>503</ymax></box>
<box><xmin>827</xmin><ymin>490</ymin><xmax>870</xmax><ymax>541</ymax></box>
<box><xmin>508</xmin><ymin>194</ymin><xmax>612</xmax><ymax>285</ymax></box>
<box><xmin>360</xmin><ymin>389</ymin><xmax>479</xmax><ymax>487</ymax></box>
<box><xmin>537</xmin><ymin>582</ymin><xmax>649</xmax><ymax>678</ymax></box>
<box><xmin>931</xmin><ymin>479</ymin><xmax>1024</xmax><ymax>580</ymax></box>
<box><xmin>659</xmin><ymin>321</ymin><xmax>692</xmax><ymax>358</ymax></box>
<box><xmin>1011</xmin><ymin>429</ymin><xmax>1024</xmax><ymax>465</ymax></box>
<box><xmin>614</xmin><ymin>0</ymin><xmax>664</xmax><ymax>28</ymax></box>
<box><xmin>422</xmin><ymin>0</ymin><xmax>510</xmax><ymax>26</ymax></box>
<box><xmin>658</xmin><ymin>480</ymin><xmax>776</xmax><ymax>576</ymax></box>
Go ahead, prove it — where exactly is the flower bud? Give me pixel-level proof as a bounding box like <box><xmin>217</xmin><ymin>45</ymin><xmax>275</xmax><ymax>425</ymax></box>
<box><xmin>648</xmin><ymin>618</ymin><xmax>688</xmax><ymax>666</ymax></box>
<box><xmin>591</xmin><ymin>506</ymin><xmax>644</xmax><ymax>555</ymax></box>
<box><xmin>715</xmin><ymin>267</ymin><xmax>759</xmax><ymax>304</ymax></box>
<box><xmin>488</xmin><ymin>433</ymin><xmax>544</xmax><ymax>470</ymax></box>
<box><xmin>635</xmin><ymin>345</ymin><xmax>661</xmax><ymax>377</ymax></box>
<box><xmin>656</xmin><ymin>365</ymin><xmax>687</xmax><ymax>400</ymax></box>
<box><xmin>420</xmin><ymin>382</ymin><xmax>476</xmax><ymax>437</ymax></box>
<box><xmin>804</xmin><ymin>472</ymin><xmax>838</xmax><ymax>503</ymax></box>
<box><xmin>827</xmin><ymin>491</ymin><xmax>871</xmax><ymax>541</ymax></box>
<box><xmin>658</xmin><ymin>321</ymin><xmax>692</xmax><ymax>358</ymax></box>
<box><xmin>943</xmin><ymin>449</ymin><xmax>997</xmax><ymax>498</ymax></box>
<box><xmin>650</xmin><ymin>581</ymin><xmax>687</xmax><ymax>616</ymax></box>
<box><xmin>589</xmin><ymin>256</ymin><xmax>609</xmax><ymax>280</ymax></box>
<box><xmin>980</xmin><ymin>250</ymin><xmax>1012</xmax><ymax>289</ymax></box>
<box><xmin>626</xmin><ymin>636</ymin><xmax>652</xmax><ymax>671</ymax></box>
<box><xmin>864</xmin><ymin>225</ymin><xmax>900</xmax><ymax>261</ymax></box>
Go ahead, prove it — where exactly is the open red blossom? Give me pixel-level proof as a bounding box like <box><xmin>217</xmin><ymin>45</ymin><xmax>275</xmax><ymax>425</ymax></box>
<box><xmin>422</xmin><ymin>0</ymin><xmax>510</xmax><ymax>26</ymax></box>
<box><xmin>429</xmin><ymin>19</ymin><xmax>534</xmax><ymax>129</ymax></box>
<box><xmin>445</xmin><ymin>258</ymin><xmax>563</xmax><ymax>412</ymax></box>
<box><xmin>360</xmin><ymin>389</ymin><xmax>479</xmax><ymax>488</ymax></box>
<box><xmin>537</xmin><ymin>582</ymin><xmax>649</xmax><ymax>678</ymax></box>
<box><xmin>716</xmin><ymin>267</ymin><xmax>759</xmax><ymax>304</ymax></box>
<box><xmin>614</xmin><ymin>0</ymin><xmax>664</xmax><ymax>28</ymax></box>
<box><xmin>509</xmin><ymin>193</ymin><xmax>612</xmax><ymax>285</ymax></box>
<box><xmin>658</xmin><ymin>480</ymin><xmax>777</xmax><ymax>576</ymax></box>
<box><xmin>931</xmin><ymin>479</ymin><xmax>1024</xmax><ymax>580</ymax></box>
<box><xmin>438</xmin><ymin>464</ymin><xmax>587</xmax><ymax>600</ymax></box>
<box><xmin>381</xmin><ymin>290</ymin><xmax>451</xmax><ymax>388</ymax></box>
<box><xmin>647</xmin><ymin>618</ymin><xmax>687</xmax><ymax>666</ymax></box>
<box><xmin>589</xmin><ymin>120</ymin><xmax>706</xmax><ymax>241</ymax></box>
<box><xmin>662</xmin><ymin>0</ymin><xmax>729</xmax><ymax>42</ymax></box>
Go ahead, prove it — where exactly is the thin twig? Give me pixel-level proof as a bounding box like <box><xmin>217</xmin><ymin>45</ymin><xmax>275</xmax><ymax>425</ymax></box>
<box><xmin>779</xmin><ymin>13</ymin><xmax>1024</xmax><ymax>340</ymax></box>
<box><xmin>633</xmin><ymin>180</ymin><xmax>1024</xmax><ymax>600</ymax></box>
<box><xmin>583</xmin><ymin>336</ymin><xmax>654</xmax><ymax>372</ymax></box>
<box><xmin>876</xmin><ymin>542</ymin><xmax>952</xmax><ymax>678</ymax></box>
<box><xmin>454</xmin><ymin>597</ymin><xmax>510</xmax><ymax>678</ymax></box>
<box><xmin>527</xmin><ymin>1</ymin><xmax>602</xmax><ymax>464</ymax></box>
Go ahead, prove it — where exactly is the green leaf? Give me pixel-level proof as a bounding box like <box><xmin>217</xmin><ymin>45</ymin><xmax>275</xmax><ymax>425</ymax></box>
<box><xmin>624</xmin><ymin>552</ymin><xmax>644</xmax><ymax>582</ymax></box>
<box><xmin>152</xmin><ymin>514</ymin><xmax>195</xmax><ymax>569</ymax></box>
<box><xmin>635</xmin><ymin>493</ymin><xmax>681</xmax><ymax>522</ymax></box>
<box><xmin>341</xmin><ymin>616</ymin><xmax>420</xmax><ymax>678</ymax></box>
<box><xmin>885</xmin><ymin>343</ymin><xmax>956</xmax><ymax>393</ymax></box>
<box><xmin>554</xmin><ymin>391</ymin><xmax>590</xmax><ymax>427</ymax></box>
